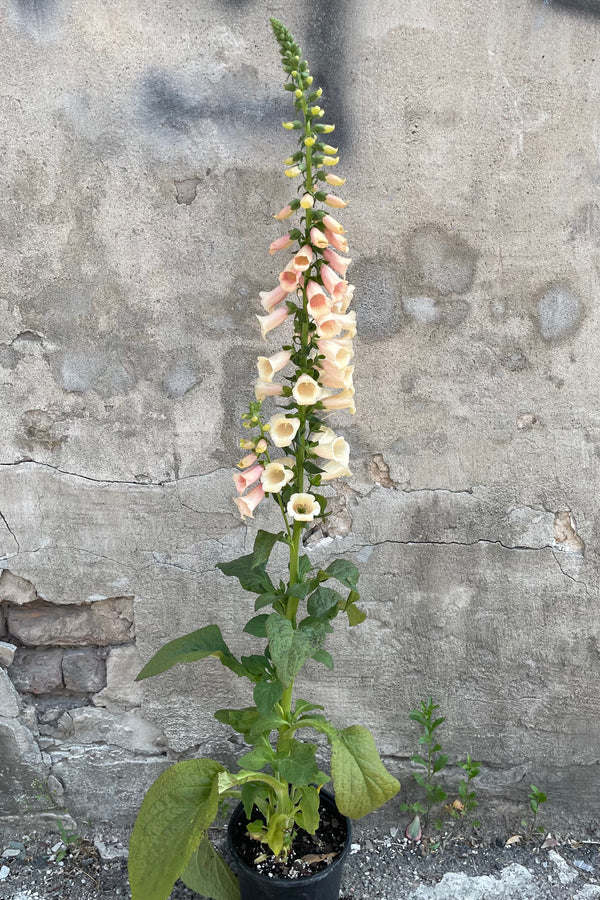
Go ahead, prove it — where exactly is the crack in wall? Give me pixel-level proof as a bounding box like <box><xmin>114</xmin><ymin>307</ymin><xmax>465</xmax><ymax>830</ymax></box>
<box><xmin>0</xmin><ymin>459</ymin><xmax>231</xmax><ymax>487</ymax></box>
<box><xmin>0</xmin><ymin>510</ymin><xmax>20</xmax><ymax>553</ymax></box>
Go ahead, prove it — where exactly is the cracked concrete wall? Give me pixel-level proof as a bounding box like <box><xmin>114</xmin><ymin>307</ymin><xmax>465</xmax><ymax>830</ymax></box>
<box><xmin>1</xmin><ymin>0</ymin><xmax>599</xmax><ymax>829</ymax></box>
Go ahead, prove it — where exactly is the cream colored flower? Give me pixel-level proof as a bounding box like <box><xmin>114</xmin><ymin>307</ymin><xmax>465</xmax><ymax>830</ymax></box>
<box><xmin>287</xmin><ymin>492</ymin><xmax>321</xmax><ymax>521</ymax></box>
<box><xmin>310</xmin><ymin>227</ymin><xmax>329</xmax><ymax>249</ymax></box>
<box><xmin>261</xmin><ymin>461</ymin><xmax>294</xmax><ymax>493</ymax></box>
<box><xmin>318</xmin><ymin>359</ymin><xmax>354</xmax><ymax>390</ymax></box>
<box><xmin>292</xmin><ymin>373</ymin><xmax>323</xmax><ymax>406</ymax></box>
<box><xmin>269</xmin><ymin>413</ymin><xmax>301</xmax><ymax>447</ymax></box>
<box><xmin>319</xmin><ymin>460</ymin><xmax>352</xmax><ymax>481</ymax></box>
<box><xmin>317</xmin><ymin>311</ymin><xmax>357</xmax><ymax>340</ymax></box>
<box><xmin>313</xmin><ymin>427</ymin><xmax>350</xmax><ymax>465</ymax></box>
<box><xmin>257</xmin><ymin>350</ymin><xmax>292</xmax><ymax>382</ymax></box>
<box><xmin>317</xmin><ymin>338</ymin><xmax>354</xmax><ymax>368</ymax></box>
<box><xmin>321</xmin><ymin>387</ymin><xmax>356</xmax><ymax>414</ymax></box>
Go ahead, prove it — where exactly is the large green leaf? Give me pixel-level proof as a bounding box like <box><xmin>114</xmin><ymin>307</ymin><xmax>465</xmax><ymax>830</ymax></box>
<box><xmin>217</xmin><ymin>553</ymin><xmax>274</xmax><ymax>593</ymax></box>
<box><xmin>252</xmin><ymin>530</ymin><xmax>282</xmax><ymax>569</ymax></box>
<box><xmin>254</xmin><ymin>678</ymin><xmax>284</xmax><ymax>715</ymax></box>
<box><xmin>181</xmin><ymin>838</ymin><xmax>240</xmax><ymax>900</ymax></box>
<box><xmin>277</xmin><ymin>740</ymin><xmax>320</xmax><ymax>786</ymax></box>
<box><xmin>214</xmin><ymin>707</ymin><xmax>260</xmax><ymax>738</ymax></box>
<box><xmin>307</xmin><ymin>586</ymin><xmax>344</xmax><ymax>618</ymax></box>
<box><xmin>267</xmin><ymin>614</ymin><xmax>324</xmax><ymax>687</ymax></box>
<box><xmin>136</xmin><ymin>625</ymin><xmax>245</xmax><ymax>681</ymax></box>
<box><xmin>331</xmin><ymin>726</ymin><xmax>400</xmax><ymax>818</ymax></box>
<box><xmin>323</xmin><ymin>558</ymin><xmax>360</xmax><ymax>589</ymax></box>
<box><xmin>128</xmin><ymin>759</ymin><xmax>224</xmax><ymax>900</ymax></box>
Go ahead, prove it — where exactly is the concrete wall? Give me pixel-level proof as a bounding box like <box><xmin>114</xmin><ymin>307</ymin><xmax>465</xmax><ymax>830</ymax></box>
<box><xmin>0</xmin><ymin>0</ymin><xmax>598</xmax><ymax>829</ymax></box>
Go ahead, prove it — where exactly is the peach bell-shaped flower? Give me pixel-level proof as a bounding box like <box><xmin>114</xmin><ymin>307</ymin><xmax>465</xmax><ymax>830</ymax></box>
<box><xmin>322</xmin><ymin>214</ymin><xmax>346</xmax><ymax>235</ymax></box>
<box><xmin>273</xmin><ymin>204</ymin><xmax>294</xmax><ymax>220</ymax></box>
<box><xmin>287</xmin><ymin>492</ymin><xmax>321</xmax><ymax>522</ymax></box>
<box><xmin>325</xmin><ymin>229</ymin><xmax>349</xmax><ymax>254</ymax></box>
<box><xmin>256</xmin><ymin>305</ymin><xmax>289</xmax><ymax>339</ymax></box>
<box><xmin>293</xmin><ymin>245</ymin><xmax>314</xmax><ymax>273</ymax></box>
<box><xmin>259</xmin><ymin>285</ymin><xmax>287</xmax><ymax>312</ymax></box>
<box><xmin>254</xmin><ymin>380</ymin><xmax>284</xmax><ymax>401</ymax></box>
<box><xmin>322</xmin><ymin>247</ymin><xmax>351</xmax><ymax>278</ymax></box>
<box><xmin>237</xmin><ymin>453</ymin><xmax>258</xmax><ymax>469</ymax></box>
<box><xmin>269</xmin><ymin>233</ymin><xmax>294</xmax><ymax>255</ymax></box>
<box><xmin>233</xmin><ymin>464</ymin><xmax>264</xmax><ymax>494</ymax></box>
<box><xmin>234</xmin><ymin>483</ymin><xmax>265</xmax><ymax>519</ymax></box>
<box><xmin>324</xmin><ymin>194</ymin><xmax>348</xmax><ymax>209</ymax></box>
<box><xmin>320</xmin><ymin>264</ymin><xmax>348</xmax><ymax>304</ymax></box>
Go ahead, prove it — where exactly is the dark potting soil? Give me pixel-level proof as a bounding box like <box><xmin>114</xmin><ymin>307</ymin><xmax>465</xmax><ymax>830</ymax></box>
<box><xmin>230</xmin><ymin>797</ymin><xmax>348</xmax><ymax>879</ymax></box>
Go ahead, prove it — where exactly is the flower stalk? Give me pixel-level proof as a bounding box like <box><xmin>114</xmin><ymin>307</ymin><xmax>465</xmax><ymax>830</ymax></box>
<box><xmin>128</xmin><ymin>21</ymin><xmax>399</xmax><ymax>900</ymax></box>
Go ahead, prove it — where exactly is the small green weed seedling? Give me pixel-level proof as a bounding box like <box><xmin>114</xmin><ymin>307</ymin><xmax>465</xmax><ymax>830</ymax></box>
<box><xmin>450</xmin><ymin>754</ymin><xmax>481</xmax><ymax>825</ymax></box>
<box><xmin>55</xmin><ymin>820</ymin><xmax>81</xmax><ymax>862</ymax></box>
<box><xmin>401</xmin><ymin>697</ymin><xmax>448</xmax><ymax>842</ymax></box>
<box><xmin>523</xmin><ymin>784</ymin><xmax>547</xmax><ymax>837</ymax></box>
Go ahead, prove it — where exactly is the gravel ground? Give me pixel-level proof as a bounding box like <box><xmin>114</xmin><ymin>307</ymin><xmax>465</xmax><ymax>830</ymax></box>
<box><xmin>0</xmin><ymin>820</ymin><xmax>598</xmax><ymax>899</ymax></box>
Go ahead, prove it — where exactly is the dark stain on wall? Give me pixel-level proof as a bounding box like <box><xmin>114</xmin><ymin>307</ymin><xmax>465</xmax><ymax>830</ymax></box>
<box><xmin>141</xmin><ymin>70</ymin><xmax>288</xmax><ymax>134</ymax></box>
<box><xmin>543</xmin><ymin>0</ymin><xmax>600</xmax><ymax>15</ymax></box>
<box><xmin>305</xmin><ymin>0</ymin><xmax>352</xmax><ymax>151</ymax></box>
<box><xmin>13</xmin><ymin>0</ymin><xmax>55</xmax><ymax>24</ymax></box>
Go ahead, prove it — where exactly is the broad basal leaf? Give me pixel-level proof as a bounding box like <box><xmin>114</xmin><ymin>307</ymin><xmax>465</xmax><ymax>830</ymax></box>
<box><xmin>136</xmin><ymin>625</ymin><xmax>245</xmax><ymax>681</ymax></box>
<box><xmin>181</xmin><ymin>838</ymin><xmax>240</xmax><ymax>900</ymax></box>
<box><xmin>128</xmin><ymin>759</ymin><xmax>224</xmax><ymax>900</ymax></box>
<box><xmin>331</xmin><ymin>725</ymin><xmax>400</xmax><ymax>819</ymax></box>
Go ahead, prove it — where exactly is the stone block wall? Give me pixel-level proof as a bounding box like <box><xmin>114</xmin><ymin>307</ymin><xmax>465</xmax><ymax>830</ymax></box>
<box><xmin>1</xmin><ymin>0</ymin><xmax>599</xmax><ymax>830</ymax></box>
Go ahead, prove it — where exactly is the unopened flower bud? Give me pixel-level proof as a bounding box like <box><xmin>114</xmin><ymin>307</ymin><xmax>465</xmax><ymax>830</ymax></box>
<box><xmin>283</xmin><ymin>156</ymin><xmax>296</xmax><ymax>166</ymax></box>
<box><xmin>291</xmin><ymin>70</ymin><xmax>298</xmax><ymax>78</ymax></box>
<box><xmin>282</xmin><ymin>121</ymin><xmax>295</xmax><ymax>130</ymax></box>
<box><xmin>294</xmin><ymin>89</ymin><xmax>303</xmax><ymax>98</ymax></box>
<box><xmin>310</xmin><ymin>106</ymin><xmax>322</xmax><ymax>116</ymax></box>
<box><xmin>284</xmin><ymin>166</ymin><xmax>302</xmax><ymax>178</ymax></box>
<box><xmin>322</xmin><ymin>156</ymin><xmax>339</xmax><ymax>166</ymax></box>
<box><xmin>315</xmin><ymin>87</ymin><xmax>322</xmax><ymax>97</ymax></box>
<box><xmin>306</xmin><ymin>75</ymin><xmax>313</xmax><ymax>85</ymax></box>
<box><xmin>273</xmin><ymin>204</ymin><xmax>294</xmax><ymax>221</ymax></box>
<box><xmin>304</xmin><ymin>136</ymin><xmax>316</xmax><ymax>147</ymax></box>
<box><xmin>255</xmin><ymin>438</ymin><xmax>268</xmax><ymax>452</ymax></box>
<box><xmin>322</xmin><ymin>124</ymin><xmax>335</xmax><ymax>133</ymax></box>
<box><xmin>325</xmin><ymin>173</ymin><xmax>346</xmax><ymax>187</ymax></box>
<box><xmin>323</xmin><ymin>144</ymin><xmax>338</xmax><ymax>155</ymax></box>
<box><xmin>300</xmin><ymin>193</ymin><xmax>314</xmax><ymax>209</ymax></box>
<box><xmin>240</xmin><ymin>439</ymin><xmax>255</xmax><ymax>450</ymax></box>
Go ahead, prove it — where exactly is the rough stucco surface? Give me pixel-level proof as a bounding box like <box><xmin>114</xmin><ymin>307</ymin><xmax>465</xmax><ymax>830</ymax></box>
<box><xmin>0</xmin><ymin>0</ymin><xmax>599</xmax><ymax>828</ymax></box>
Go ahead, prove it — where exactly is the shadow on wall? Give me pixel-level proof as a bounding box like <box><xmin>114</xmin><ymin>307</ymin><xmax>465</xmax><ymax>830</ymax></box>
<box><xmin>542</xmin><ymin>0</ymin><xmax>600</xmax><ymax>15</ymax></box>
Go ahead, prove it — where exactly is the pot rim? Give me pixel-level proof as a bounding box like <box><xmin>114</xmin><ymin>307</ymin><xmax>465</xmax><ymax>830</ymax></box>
<box><xmin>227</xmin><ymin>788</ymin><xmax>352</xmax><ymax>887</ymax></box>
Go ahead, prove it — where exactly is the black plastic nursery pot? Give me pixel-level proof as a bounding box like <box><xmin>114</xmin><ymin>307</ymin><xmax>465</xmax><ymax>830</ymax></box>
<box><xmin>227</xmin><ymin>790</ymin><xmax>352</xmax><ymax>900</ymax></box>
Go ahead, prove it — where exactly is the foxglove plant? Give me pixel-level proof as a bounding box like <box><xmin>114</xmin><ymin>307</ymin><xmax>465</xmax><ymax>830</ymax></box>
<box><xmin>128</xmin><ymin>19</ymin><xmax>399</xmax><ymax>900</ymax></box>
